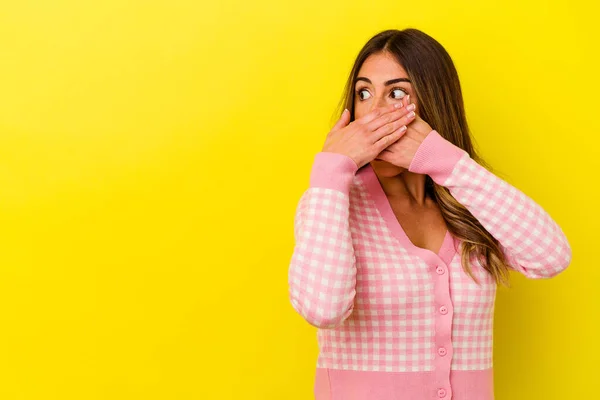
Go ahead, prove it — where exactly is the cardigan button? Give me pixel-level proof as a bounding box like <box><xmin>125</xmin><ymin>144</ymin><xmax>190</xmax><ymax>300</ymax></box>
<box><xmin>437</xmin><ymin>388</ymin><xmax>447</xmax><ymax>398</ymax></box>
<box><xmin>439</xmin><ymin>306</ymin><xmax>448</xmax><ymax>315</ymax></box>
<box><xmin>438</xmin><ymin>347</ymin><xmax>447</xmax><ymax>356</ymax></box>
<box><xmin>435</xmin><ymin>266</ymin><xmax>445</xmax><ymax>275</ymax></box>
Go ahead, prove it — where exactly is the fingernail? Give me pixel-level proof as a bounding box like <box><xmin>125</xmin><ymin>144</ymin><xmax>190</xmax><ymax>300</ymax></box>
<box><xmin>407</xmin><ymin>103</ymin><xmax>416</xmax><ymax>111</ymax></box>
<box><xmin>406</xmin><ymin>94</ymin><xmax>410</xmax><ymax>103</ymax></box>
<box><xmin>408</xmin><ymin>111</ymin><xmax>415</xmax><ymax>118</ymax></box>
<box><xmin>394</xmin><ymin>103</ymin><xmax>403</xmax><ymax>108</ymax></box>
<box><xmin>400</xmin><ymin>125</ymin><xmax>407</xmax><ymax>132</ymax></box>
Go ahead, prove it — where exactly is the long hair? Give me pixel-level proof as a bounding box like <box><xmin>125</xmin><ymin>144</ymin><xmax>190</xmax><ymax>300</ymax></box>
<box><xmin>335</xmin><ymin>28</ymin><xmax>511</xmax><ymax>286</ymax></box>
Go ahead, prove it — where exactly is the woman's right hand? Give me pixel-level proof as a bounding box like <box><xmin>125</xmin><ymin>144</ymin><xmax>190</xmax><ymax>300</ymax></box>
<box><xmin>321</xmin><ymin>103</ymin><xmax>416</xmax><ymax>169</ymax></box>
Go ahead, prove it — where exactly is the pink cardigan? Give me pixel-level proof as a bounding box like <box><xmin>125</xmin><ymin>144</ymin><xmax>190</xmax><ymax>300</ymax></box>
<box><xmin>288</xmin><ymin>130</ymin><xmax>571</xmax><ymax>400</ymax></box>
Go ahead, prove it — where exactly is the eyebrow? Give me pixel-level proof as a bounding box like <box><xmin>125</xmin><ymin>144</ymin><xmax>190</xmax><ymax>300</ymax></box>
<box><xmin>355</xmin><ymin>77</ymin><xmax>411</xmax><ymax>85</ymax></box>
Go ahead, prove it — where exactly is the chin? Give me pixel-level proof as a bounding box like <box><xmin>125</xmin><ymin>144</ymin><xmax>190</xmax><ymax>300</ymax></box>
<box><xmin>370</xmin><ymin>159</ymin><xmax>406</xmax><ymax>177</ymax></box>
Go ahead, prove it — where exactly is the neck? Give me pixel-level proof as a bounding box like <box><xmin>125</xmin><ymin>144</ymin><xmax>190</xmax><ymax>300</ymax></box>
<box><xmin>375</xmin><ymin>169</ymin><xmax>429</xmax><ymax>206</ymax></box>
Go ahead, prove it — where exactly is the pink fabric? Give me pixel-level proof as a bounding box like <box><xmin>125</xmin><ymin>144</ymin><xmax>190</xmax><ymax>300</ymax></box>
<box><xmin>315</xmin><ymin>367</ymin><xmax>494</xmax><ymax>400</ymax></box>
<box><xmin>288</xmin><ymin>130</ymin><xmax>572</xmax><ymax>399</ymax></box>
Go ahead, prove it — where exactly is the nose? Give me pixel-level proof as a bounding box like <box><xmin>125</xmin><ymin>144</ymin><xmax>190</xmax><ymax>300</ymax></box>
<box><xmin>369</xmin><ymin>94</ymin><xmax>389</xmax><ymax>113</ymax></box>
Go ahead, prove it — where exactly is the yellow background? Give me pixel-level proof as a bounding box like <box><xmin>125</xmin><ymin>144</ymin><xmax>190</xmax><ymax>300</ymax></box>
<box><xmin>0</xmin><ymin>0</ymin><xmax>597</xmax><ymax>399</ymax></box>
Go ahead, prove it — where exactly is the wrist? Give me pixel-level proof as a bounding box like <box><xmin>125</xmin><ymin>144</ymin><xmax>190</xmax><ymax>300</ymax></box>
<box><xmin>309</xmin><ymin>152</ymin><xmax>358</xmax><ymax>193</ymax></box>
<box><xmin>408</xmin><ymin>130</ymin><xmax>468</xmax><ymax>183</ymax></box>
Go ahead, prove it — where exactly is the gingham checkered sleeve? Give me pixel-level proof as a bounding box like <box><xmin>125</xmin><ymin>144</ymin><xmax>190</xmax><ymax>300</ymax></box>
<box><xmin>409</xmin><ymin>130</ymin><xmax>572</xmax><ymax>279</ymax></box>
<box><xmin>288</xmin><ymin>151</ymin><xmax>359</xmax><ymax>328</ymax></box>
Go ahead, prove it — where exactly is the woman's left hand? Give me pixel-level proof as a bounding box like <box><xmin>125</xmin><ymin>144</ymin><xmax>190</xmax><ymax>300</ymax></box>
<box><xmin>375</xmin><ymin>95</ymin><xmax>435</xmax><ymax>169</ymax></box>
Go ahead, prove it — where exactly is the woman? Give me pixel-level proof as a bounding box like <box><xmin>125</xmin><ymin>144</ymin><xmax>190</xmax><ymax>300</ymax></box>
<box><xmin>287</xmin><ymin>28</ymin><xmax>572</xmax><ymax>400</ymax></box>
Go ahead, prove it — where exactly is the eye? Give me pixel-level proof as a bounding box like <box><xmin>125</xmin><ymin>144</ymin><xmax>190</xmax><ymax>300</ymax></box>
<box><xmin>391</xmin><ymin>88</ymin><xmax>408</xmax><ymax>99</ymax></box>
<box><xmin>355</xmin><ymin>88</ymin><xmax>371</xmax><ymax>100</ymax></box>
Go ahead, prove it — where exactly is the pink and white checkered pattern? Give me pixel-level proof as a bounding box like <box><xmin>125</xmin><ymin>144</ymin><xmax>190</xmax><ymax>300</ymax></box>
<box><xmin>288</xmin><ymin>130</ymin><xmax>571</xmax><ymax>398</ymax></box>
<box><xmin>289</xmin><ymin>187</ymin><xmax>357</xmax><ymax>329</ymax></box>
<box><xmin>316</xmin><ymin>181</ymin><xmax>439</xmax><ymax>372</ymax></box>
<box><xmin>296</xmin><ymin>182</ymin><xmax>497</xmax><ymax>372</ymax></box>
<box><xmin>439</xmin><ymin>153</ymin><xmax>572</xmax><ymax>279</ymax></box>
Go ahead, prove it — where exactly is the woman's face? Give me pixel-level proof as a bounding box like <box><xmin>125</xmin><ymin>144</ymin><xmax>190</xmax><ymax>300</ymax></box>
<box><xmin>353</xmin><ymin>51</ymin><xmax>418</xmax><ymax>176</ymax></box>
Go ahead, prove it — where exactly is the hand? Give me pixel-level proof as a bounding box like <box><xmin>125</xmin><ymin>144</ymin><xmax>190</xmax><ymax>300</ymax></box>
<box><xmin>375</xmin><ymin>95</ymin><xmax>434</xmax><ymax>169</ymax></box>
<box><xmin>322</xmin><ymin>103</ymin><xmax>416</xmax><ymax>169</ymax></box>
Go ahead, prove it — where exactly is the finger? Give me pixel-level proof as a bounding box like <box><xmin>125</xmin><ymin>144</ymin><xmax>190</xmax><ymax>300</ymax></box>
<box><xmin>357</xmin><ymin>103</ymin><xmax>400</xmax><ymax>125</ymax></box>
<box><xmin>376</xmin><ymin>150</ymin><xmax>391</xmax><ymax>163</ymax></box>
<box><xmin>372</xmin><ymin>124</ymin><xmax>407</xmax><ymax>154</ymax></box>
<box><xmin>331</xmin><ymin>108</ymin><xmax>351</xmax><ymax>132</ymax></box>
<box><xmin>405</xmin><ymin>109</ymin><xmax>416</xmax><ymax>125</ymax></box>
<box><xmin>370</xmin><ymin>108</ymin><xmax>416</xmax><ymax>142</ymax></box>
<box><xmin>365</xmin><ymin>105</ymin><xmax>413</xmax><ymax>134</ymax></box>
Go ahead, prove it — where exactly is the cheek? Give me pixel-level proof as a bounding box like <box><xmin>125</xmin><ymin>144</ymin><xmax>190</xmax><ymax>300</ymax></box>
<box><xmin>353</xmin><ymin>101</ymin><xmax>368</xmax><ymax>120</ymax></box>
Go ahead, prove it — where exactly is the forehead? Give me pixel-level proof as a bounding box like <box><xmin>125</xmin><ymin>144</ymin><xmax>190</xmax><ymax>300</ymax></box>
<box><xmin>356</xmin><ymin>52</ymin><xmax>408</xmax><ymax>81</ymax></box>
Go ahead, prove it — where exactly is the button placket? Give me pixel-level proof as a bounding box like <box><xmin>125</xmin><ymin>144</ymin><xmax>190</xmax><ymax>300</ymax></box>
<box><xmin>432</xmin><ymin>261</ymin><xmax>453</xmax><ymax>400</ymax></box>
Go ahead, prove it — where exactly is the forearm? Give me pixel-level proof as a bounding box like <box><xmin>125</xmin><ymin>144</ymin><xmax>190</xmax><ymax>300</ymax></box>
<box><xmin>288</xmin><ymin>152</ymin><xmax>359</xmax><ymax>328</ymax></box>
<box><xmin>409</xmin><ymin>130</ymin><xmax>572</xmax><ymax>278</ymax></box>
